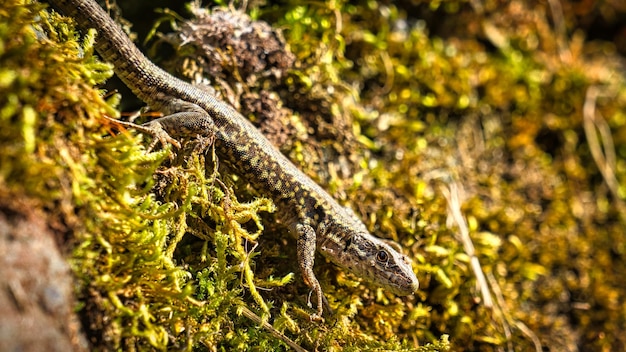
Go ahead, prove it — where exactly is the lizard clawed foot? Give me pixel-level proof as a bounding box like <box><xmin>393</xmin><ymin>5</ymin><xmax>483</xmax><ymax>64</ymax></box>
<box><xmin>141</xmin><ymin>121</ymin><xmax>182</xmax><ymax>152</ymax></box>
<box><xmin>105</xmin><ymin>116</ymin><xmax>182</xmax><ymax>151</ymax></box>
<box><xmin>309</xmin><ymin>313</ymin><xmax>324</xmax><ymax>322</ymax></box>
<box><xmin>306</xmin><ymin>289</ymin><xmax>331</xmax><ymax>322</ymax></box>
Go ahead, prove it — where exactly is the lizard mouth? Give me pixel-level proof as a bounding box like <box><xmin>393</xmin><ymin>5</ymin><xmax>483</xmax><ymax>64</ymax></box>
<box><xmin>386</xmin><ymin>274</ymin><xmax>419</xmax><ymax>296</ymax></box>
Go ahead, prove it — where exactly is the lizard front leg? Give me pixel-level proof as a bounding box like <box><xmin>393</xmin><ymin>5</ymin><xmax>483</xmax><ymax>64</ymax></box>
<box><xmin>296</xmin><ymin>222</ymin><xmax>329</xmax><ymax>321</ymax></box>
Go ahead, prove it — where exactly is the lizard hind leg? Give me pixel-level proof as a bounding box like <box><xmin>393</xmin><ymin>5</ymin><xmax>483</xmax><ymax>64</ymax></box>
<box><xmin>120</xmin><ymin>99</ymin><xmax>216</xmax><ymax>151</ymax></box>
<box><xmin>105</xmin><ymin>99</ymin><xmax>216</xmax><ymax>152</ymax></box>
<box><xmin>144</xmin><ymin>99</ymin><xmax>216</xmax><ymax>151</ymax></box>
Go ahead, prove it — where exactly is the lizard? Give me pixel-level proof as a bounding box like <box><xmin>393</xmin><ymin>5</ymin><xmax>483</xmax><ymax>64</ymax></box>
<box><xmin>46</xmin><ymin>0</ymin><xmax>419</xmax><ymax>320</ymax></box>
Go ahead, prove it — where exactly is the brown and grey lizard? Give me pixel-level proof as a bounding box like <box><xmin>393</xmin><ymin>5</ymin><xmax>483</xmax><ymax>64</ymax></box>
<box><xmin>46</xmin><ymin>0</ymin><xmax>419</xmax><ymax>319</ymax></box>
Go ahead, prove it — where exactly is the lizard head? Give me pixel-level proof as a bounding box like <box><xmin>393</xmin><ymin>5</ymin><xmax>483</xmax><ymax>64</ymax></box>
<box><xmin>319</xmin><ymin>230</ymin><xmax>419</xmax><ymax>296</ymax></box>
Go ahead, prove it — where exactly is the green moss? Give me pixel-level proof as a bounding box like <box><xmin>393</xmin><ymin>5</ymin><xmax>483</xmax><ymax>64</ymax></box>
<box><xmin>4</xmin><ymin>0</ymin><xmax>626</xmax><ymax>350</ymax></box>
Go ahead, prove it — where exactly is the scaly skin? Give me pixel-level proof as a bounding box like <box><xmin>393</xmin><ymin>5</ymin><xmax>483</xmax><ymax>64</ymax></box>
<box><xmin>47</xmin><ymin>0</ymin><xmax>419</xmax><ymax>319</ymax></box>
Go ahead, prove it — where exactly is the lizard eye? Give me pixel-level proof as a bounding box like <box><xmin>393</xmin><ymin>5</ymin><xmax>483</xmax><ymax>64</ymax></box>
<box><xmin>376</xmin><ymin>250</ymin><xmax>389</xmax><ymax>263</ymax></box>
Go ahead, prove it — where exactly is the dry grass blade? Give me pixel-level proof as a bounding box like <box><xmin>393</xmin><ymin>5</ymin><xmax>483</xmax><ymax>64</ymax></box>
<box><xmin>239</xmin><ymin>306</ymin><xmax>308</xmax><ymax>352</ymax></box>
<box><xmin>439</xmin><ymin>181</ymin><xmax>492</xmax><ymax>308</ymax></box>
<box><xmin>583</xmin><ymin>86</ymin><xmax>625</xmax><ymax>217</ymax></box>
